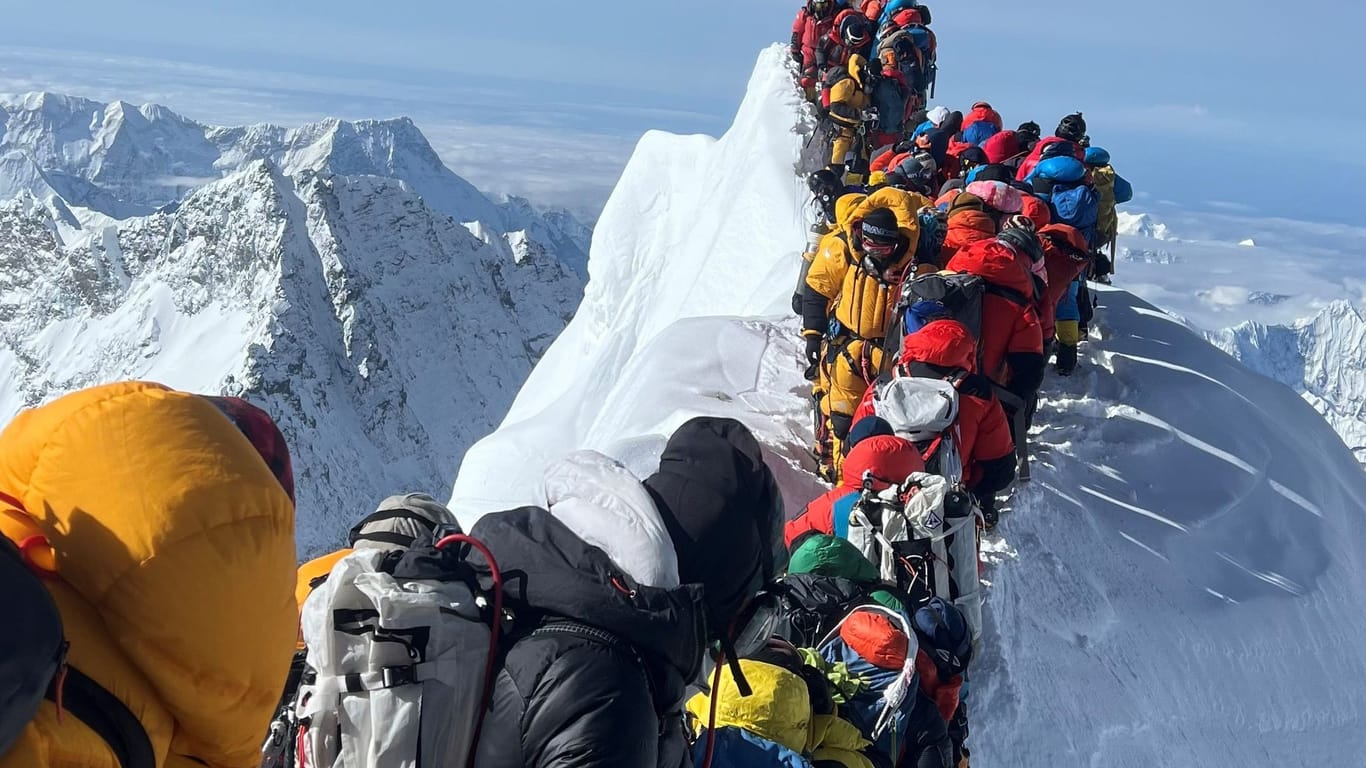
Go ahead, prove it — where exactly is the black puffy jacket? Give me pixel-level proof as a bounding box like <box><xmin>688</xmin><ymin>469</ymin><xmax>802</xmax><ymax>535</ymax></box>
<box><xmin>471</xmin><ymin>507</ymin><xmax>707</xmax><ymax>768</ymax></box>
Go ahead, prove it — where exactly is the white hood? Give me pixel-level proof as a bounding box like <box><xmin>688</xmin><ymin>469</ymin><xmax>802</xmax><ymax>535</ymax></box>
<box><xmin>540</xmin><ymin>450</ymin><xmax>680</xmax><ymax>588</ymax></box>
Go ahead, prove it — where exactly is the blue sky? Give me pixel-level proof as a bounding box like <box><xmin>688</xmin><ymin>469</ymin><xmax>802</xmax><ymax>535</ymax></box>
<box><xmin>2</xmin><ymin>1</ymin><xmax>1363</xmax><ymax>224</ymax></box>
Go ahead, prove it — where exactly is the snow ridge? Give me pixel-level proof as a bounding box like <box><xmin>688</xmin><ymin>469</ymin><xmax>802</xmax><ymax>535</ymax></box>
<box><xmin>452</xmin><ymin>45</ymin><xmax>1366</xmax><ymax>764</ymax></box>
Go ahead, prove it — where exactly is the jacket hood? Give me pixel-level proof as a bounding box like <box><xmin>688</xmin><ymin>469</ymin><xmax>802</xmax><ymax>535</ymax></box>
<box><xmin>789</xmin><ymin>533</ymin><xmax>880</xmax><ymax>583</ymax></box>
<box><xmin>644</xmin><ymin>417</ymin><xmax>786</xmax><ymax>633</ymax></box>
<box><xmin>686</xmin><ymin>660</ymin><xmax>812</xmax><ymax>754</ymax></box>
<box><xmin>1040</xmin><ymin>223</ymin><xmax>1090</xmax><ymax>253</ymax></box>
<box><xmin>900</xmin><ymin>319</ymin><xmax>977</xmax><ymax>372</ymax></box>
<box><xmin>982</xmin><ymin>130</ymin><xmax>1022</xmax><ymax>164</ymax></box>
<box><xmin>834</xmin><ymin>192</ymin><xmax>868</xmax><ymax>234</ymax></box>
<box><xmin>946</xmin><ymin>238</ymin><xmax>1034</xmax><ymax>295</ymax></box>
<box><xmin>471</xmin><ymin>505</ymin><xmax>707</xmax><ymax>680</ymax></box>
<box><xmin>1020</xmin><ymin>194</ymin><xmax>1052</xmax><ymax>230</ymax></box>
<box><xmin>841</xmin><ymin>434</ymin><xmax>925</xmax><ymax>489</ymax></box>
<box><xmin>943</xmin><ymin>208</ymin><xmax>998</xmax><ymax>250</ymax></box>
<box><xmin>542</xmin><ymin>450</ymin><xmax>680</xmax><ymax>588</ymax></box>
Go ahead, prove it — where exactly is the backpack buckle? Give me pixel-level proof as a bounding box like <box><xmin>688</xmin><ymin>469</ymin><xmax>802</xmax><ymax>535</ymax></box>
<box><xmin>381</xmin><ymin>665</ymin><xmax>418</xmax><ymax>688</ymax></box>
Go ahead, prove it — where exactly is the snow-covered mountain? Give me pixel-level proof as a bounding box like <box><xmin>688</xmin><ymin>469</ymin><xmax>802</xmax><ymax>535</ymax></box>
<box><xmin>0</xmin><ymin>158</ymin><xmax>581</xmax><ymax>557</ymax></box>
<box><xmin>1210</xmin><ymin>302</ymin><xmax>1366</xmax><ymax>464</ymax></box>
<box><xmin>0</xmin><ymin>91</ymin><xmax>591</xmax><ymax>276</ymax></box>
<box><xmin>453</xmin><ymin>45</ymin><xmax>1366</xmax><ymax>763</ymax></box>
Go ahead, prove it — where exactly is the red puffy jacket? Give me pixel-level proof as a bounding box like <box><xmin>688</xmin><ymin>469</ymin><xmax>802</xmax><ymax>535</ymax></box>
<box><xmin>981</xmin><ymin>130</ymin><xmax>1023</xmax><ymax>166</ymax></box>
<box><xmin>851</xmin><ymin>320</ymin><xmax>1015</xmax><ymax>488</ymax></box>
<box><xmin>796</xmin><ymin>11</ymin><xmax>837</xmax><ymax>76</ymax></box>
<box><xmin>961</xmin><ymin>103</ymin><xmax>1003</xmax><ymax>134</ymax></box>
<box><xmin>945</xmin><ymin>240</ymin><xmax>1043</xmax><ymax>385</ymax></box>
<box><xmin>1015</xmin><ymin>136</ymin><xmax>1085</xmax><ymax>182</ymax></box>
<box><xmin>784</xmin><ymin>434</ymin><xmax>925</xmax><ymax>546</ymax></box>
<box><xmin>1039</xmin><ymin>224</ymin><xmax>1092</xmax><ymax>309</ymax></box>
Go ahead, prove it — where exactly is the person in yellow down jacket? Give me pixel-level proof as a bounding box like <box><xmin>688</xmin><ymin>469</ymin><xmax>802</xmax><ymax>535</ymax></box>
<box><xmin>801</xmin><ymin>204</ymin><xmax>915</xmax><ymax>478</ymax></box>
<box><xmin>0</xmin><ymin>382</ymin><xmax>298</xmax><ymax>768</ymax></box>
<box><xmin>826</xmin><ymin>54</ymin><xmax>876</xmax><ymax>184</ymax></box>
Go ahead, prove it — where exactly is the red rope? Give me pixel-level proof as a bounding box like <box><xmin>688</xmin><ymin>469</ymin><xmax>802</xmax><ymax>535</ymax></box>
<box><xmin>701</xmin><ymin>656</ymin><xmax>724</xmax><ymax>768</ymax></box>
<box><xmin>435</xmin><ymin>534</ymin><xmax>505</xmax><ymax>768</ymax></box>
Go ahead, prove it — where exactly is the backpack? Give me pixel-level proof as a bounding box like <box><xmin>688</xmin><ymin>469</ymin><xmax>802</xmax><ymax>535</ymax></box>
<box><xmin>283</xmin><ymin>533</ymin><xmax>505</xmax><ymax>768</ymax></box>
<box><xmin>871</xmin><ymin>376</ymin><xmax>964</xmax><ymax>484</ymax></box>
<box><xmin>1049</xmin><ymin>182</ymin><xmax>1101</xmax><ymax>249</ymax></box>
<box><xmin>819</xmin><ymin>67</ymin><xmax>853</xmax><ymax>112</ymax></box>
<box><xmin>842</xmin><ymin>474</ymin><xmax>984</xmax><ymax>644</ymax></box>
<box><xmin>816</xmin><ymin>605</ymin><xmax>919</xmax><ymax>760</ymax></box>
<box><xmin>0</xmin><ymin>534</ymin><xmax>65</xmax><ymax>756</ymax></box>
<box><xmin>770</xmin><ymin>573</ymin><xmax>884</xmax><ymax>650</ymax></box>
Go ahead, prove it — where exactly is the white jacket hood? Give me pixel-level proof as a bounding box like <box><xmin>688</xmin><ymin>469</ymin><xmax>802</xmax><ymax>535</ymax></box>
<box><xmin>540</xmin><ymin>450</ymin><xmax>681</xmax><ymax>588</ymax></box>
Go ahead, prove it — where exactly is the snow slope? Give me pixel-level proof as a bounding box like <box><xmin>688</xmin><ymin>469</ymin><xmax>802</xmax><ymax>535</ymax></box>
<box><xmin>0</xmin><ymin>161</ymin><xmax>580</xmax><ymax>558</ymax></box>
<box><xmin>453</xmin><ymin>45</ymin><xmax>1366</xmax><ymax>763</ymax></box>
<box><xmin>0</xmin><ymin>92</ymin><xmax>591</xmax><ymax>276</ymax></box>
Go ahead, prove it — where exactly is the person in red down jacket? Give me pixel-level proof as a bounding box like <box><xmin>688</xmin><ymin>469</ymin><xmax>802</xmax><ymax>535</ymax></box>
<box><xmin>784</xmin><ymin>432</ymin><xmax>925</xmax><ymax>546</ymax></box>
<box><xmin>960</xmin><ymin>101</ymin><xmax>1003</xmax><ymax>146</ymax></box>
<box><xmin>851</xmin><ymin>320</ymin><xmax>1017</xmax><ymax>519</ymax></box>
<box><xmin>791</xmin><ymin>0</ymin><xmax>838</xmax><ymax>89</ymax></box>
<box><xmin>981</xmin><ymin>129</ymin><xmax>1023</xmax><ymax>167</ymax></box>
<box><xmin>944</xmin><ymin>237</ymin><xmax>1045</xmax><ymax>431</ymax></box>
<box><xmin>1015</xmin><ymin>112</ymin><xmax>1087</xmax><ymax>182</ymax></box>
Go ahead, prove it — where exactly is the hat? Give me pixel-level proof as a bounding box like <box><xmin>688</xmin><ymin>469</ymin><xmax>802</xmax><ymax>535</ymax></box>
<box><xmin>957</xmin><ymin>146</ymin><xmax>988</xmax><ymax>167</ymax></box>
<box><xmin>970</xmin><ymin>164</ymin><xmax>1012</xmax><ymax>183</ymax></box>
<box><xmin>927</xmin><ymin>106</ymin><xmax>951</xmax><ymax>126</ymax></box>
<box><xmin>350</xmin><ymin>492</ymin><xmax>459</xmax><ymax>550</ymax></box>
<box><xmin>1056</xmin><ymin>112</ymin><xmax>1087</xmax><ymax>142</ymax></box>
<box><xmin>964</xmin><ymin>180</ymin><xmax>1023</xmax><ymax>214</ymax></box>
<box><xmin>1016</xmin><ymin>121</ymin><xmax>1041</xmax><ymax>140</ymax></box>
<box><xmin>846</xmin><ymin>416</ymin><xmax>896</xmax><ymax>450</ymax></box>
<box><xmin>860</xmin><ymin>207</ymin><xmax>901</xmax><ymax>245</ymax></box>
<box><xmin>913</xmin><ymin>597</ymin><xmax>974</xmax><ymax>677</ymax></box>
<box><xmin>997</xmin><ymin>226</ymin><xmax>1044</xmax><ymax>264</ymax></box>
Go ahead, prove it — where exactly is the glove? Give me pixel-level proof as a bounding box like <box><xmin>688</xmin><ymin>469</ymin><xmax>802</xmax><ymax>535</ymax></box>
<box><xmin>800</xmin><ymin>76</ymin><xmax>816</xmax><ymax>90</ymax></box>
<box><xmin>804</xmin><ymin>335</ymin><xmax>823</xmax><ymax>367</ymax></box>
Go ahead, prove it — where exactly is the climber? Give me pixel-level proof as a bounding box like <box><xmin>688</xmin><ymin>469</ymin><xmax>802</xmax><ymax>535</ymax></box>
<box><xmin>821</xmin><ymin>8</ymin><xmax>877</xmax><ymax>72</ymax></box>
<box><xmin>945</xmin><ymin>236</ymin><xmax>1046</xmax><ymax>444</ymax></box>
<box><xmin>793</xmin><ymin>0</ymin><xmax>840</xmax><ymax>93</ymax></box>
<box><xmin>0</xmin><ymin>382</ymin><xmax>298</xmax><ymax>768</ymax></box>
<box><xmin>938</xmin><ymin>179</ymin><xmax>1022</xmax><ymax>266</ymax></box>
<box><xmin>1015</xmin><ymin>112</ymin><xmax>1087</xmax><ymax>181</ymax></box>
<box><xmin>1085</xmin><ymin>146</ymin><xmax>1133</xmax><ymax>279</ymax></box>
<box><xmin>794</xmin><ymin>169</ymin><xmax>849</xmax><ymax>315</ymax></box>
<box><xmin>824</xmin><ymin>55</ymin><xmax>878</xmax><ymax>184</ymax></box>
<box><xmin>803</xmin><ymin>206</ymin><xmax>916</xmax><ymax>467</ymax></box>
<box><xmin>918</xmin><ymin>108</ymin><xmax>962</xmax><ymax>166</ymax></box>
<box><xmin>851</xmin><ymin>320</ymin><xmax>1018</xmax><ymax>524</ymax></box>
<box><xmin>471</xmin><ymin>417</ymin><xmax>786</xmax><ymax>768</ymax></box>
<box><xmin>785</xmin><ymin>430</ymin><xmax>925</xmax><ymax>545</ymax></box>
<box><xmin>960</xmin><ymin>101</ymin><xmax>1003</xmax><ymax>146</ymax></box>
<box><xmin>1038</xmin><ymin>224</ymin><xmax>1095</xmax><ymax>376</ymax></box>
<box><xmin>937</xmin><ymin>145</ymin><xmax>988</xmax><ymax>196</ymax></box>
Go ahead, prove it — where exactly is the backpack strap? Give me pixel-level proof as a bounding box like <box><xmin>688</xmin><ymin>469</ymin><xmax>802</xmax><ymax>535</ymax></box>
<box><xmin>347</xmin><ymin>508</ymin><xmax>442</xmax><ymax>548</ymax></box>
<box><xmin>983</xmin><ymin>282</ymin><xmax>1030</xmax><ymax>307</ymax></box>
<box><xmin>46</xmin><ymin>666</ymin><xmax>155</xmax><ymax>768</ymax></box>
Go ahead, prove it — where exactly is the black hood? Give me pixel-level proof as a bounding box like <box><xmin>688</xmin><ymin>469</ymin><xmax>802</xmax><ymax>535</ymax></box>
<box><xmin>643</xmin><ymin>417</ymin><xmax>787</xmax><ymax>634</ymax></box>
<box><xmin>470</xmin><ymin>505</ymin><xmax>707</xmax><ymax>682</ymax></box>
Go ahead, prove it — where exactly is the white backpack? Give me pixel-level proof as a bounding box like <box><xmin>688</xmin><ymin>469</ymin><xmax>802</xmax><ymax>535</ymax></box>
<box><xmin>844</xmin><ymin>473</ymin><xmax>984</xmax><ymax>645</ymax></box>
<box><xmin>873</xmin><ymin>375</ymin><xmax>965</xmax><ymax>485</ymax></box>
<box><xmin>290</xmin><ymin>535</ymin><xmax>504</xmax><ymax>768</ymax></box>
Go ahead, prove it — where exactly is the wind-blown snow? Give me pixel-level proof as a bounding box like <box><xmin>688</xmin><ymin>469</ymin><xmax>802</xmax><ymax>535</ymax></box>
<box><xmin>453</xmin><ymin>45</ymin><xmax>1366</xmax><ymax>763</ymax></box>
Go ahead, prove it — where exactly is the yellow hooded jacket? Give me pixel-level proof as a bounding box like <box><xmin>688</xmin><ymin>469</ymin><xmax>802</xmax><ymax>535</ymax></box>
<box><xmin>687</xmin><ymin>660</ymin><xmax>872</xmax><ymax>768</ymax></box>
<box><xmin>1092</xmin><ymin>165</ymin><xmax>1119</xmax><ymax>245</ymax></box>
<box><xmin>0</xmin><ymin>382</ymin><xmax>297</xmax><ymax>768</ymax></box>
<box><xmin>828</xmin><ymin>56</ymin><xmax>872</xmax><ymax>167</ymax></box>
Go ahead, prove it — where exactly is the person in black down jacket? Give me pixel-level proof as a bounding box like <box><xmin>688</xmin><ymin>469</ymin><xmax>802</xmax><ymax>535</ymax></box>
<box><xmin>472</xmin><ymin>417</ymin><xmax>787</xmax><ymax>768</ymax></box>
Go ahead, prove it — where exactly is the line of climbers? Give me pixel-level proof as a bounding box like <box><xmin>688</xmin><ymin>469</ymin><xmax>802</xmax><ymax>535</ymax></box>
<box><xmin>1</xmin><ymin>384</ymin><xmax>983</xmax><ymax>768</ymax></box>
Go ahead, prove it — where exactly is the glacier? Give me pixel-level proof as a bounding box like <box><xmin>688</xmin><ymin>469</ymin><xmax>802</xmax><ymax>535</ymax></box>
<box><xmin>453</xmin><ymin>45</ymin><xmax>1366</xmax><ymax>763</ymax></box>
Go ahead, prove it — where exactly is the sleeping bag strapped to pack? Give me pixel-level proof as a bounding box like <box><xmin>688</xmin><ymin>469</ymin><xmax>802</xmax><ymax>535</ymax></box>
<box><xmin>817</xmin><ymin>606</ymin><xmax>919</xmax><ymax>763</ymax></box>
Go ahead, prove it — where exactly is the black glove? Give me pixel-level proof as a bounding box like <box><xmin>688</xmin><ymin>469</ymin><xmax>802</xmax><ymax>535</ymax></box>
<box><xmin>804</xmin><ymin>335</ymin><xmax>823</xmax><ymax>367</ymax></box>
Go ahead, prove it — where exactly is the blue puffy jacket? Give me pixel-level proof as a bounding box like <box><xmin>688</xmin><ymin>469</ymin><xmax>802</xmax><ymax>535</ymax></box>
<box><xmin>1056</xmin><ymin>277</ymin><xmax>1083</xmax><ymax>322</ymax></box>
<box><xmin>879</xmin><ymin>0</ymin><xmax>920</xmax><ymax>28</ymax></box>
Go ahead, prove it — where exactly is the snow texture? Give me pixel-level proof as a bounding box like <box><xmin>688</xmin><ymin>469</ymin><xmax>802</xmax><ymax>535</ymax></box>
<box><xmin>0</xmin><ymin>92</ymin><xmax>592</xmax><ymax>277</ymax></box>
<box><xmin>0</xmin><ymin>159</ymin><xmax>581</xmax><ymax>558</ymax></box>
<box><xmin>454</xmin><ymin>45</ymin><xmax>1366</xmax><ymax>763</ymax></box>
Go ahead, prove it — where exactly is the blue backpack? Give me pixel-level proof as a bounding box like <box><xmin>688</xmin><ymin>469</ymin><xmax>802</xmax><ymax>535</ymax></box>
<box><xmin>960</xmin><ymin>121</ymin><xmax>998</xmax><ymax>147</ymax></box>
<box><xmin>1050</xmin><ymin>183</ymin><xmax>1101</xmax><ymax>248</ymax></box>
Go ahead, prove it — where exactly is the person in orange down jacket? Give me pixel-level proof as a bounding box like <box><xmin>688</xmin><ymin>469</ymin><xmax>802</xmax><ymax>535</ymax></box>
<box><xmin>851</xmin><ymin>320</ymin><xmax>1018</xmax><ymax>521</ymax></box>
<box><xmin>944</xmin><ymin>236</ymin><xmax>1046</xmax><ymax>435</ymax></box>
<box><xmin>0</xmin><ymin>382</ymin><xmax>297</xmax><ymax>768</ymax></box>
<box><xmin>937</xmin><ymin>179</ymin><xmax>1021</xmax><ymax>267</ymax></box>
<box><xmin>785</xmin><ymin>429</ymin><xmax>925</xmax><ymax>546</ymax></box>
